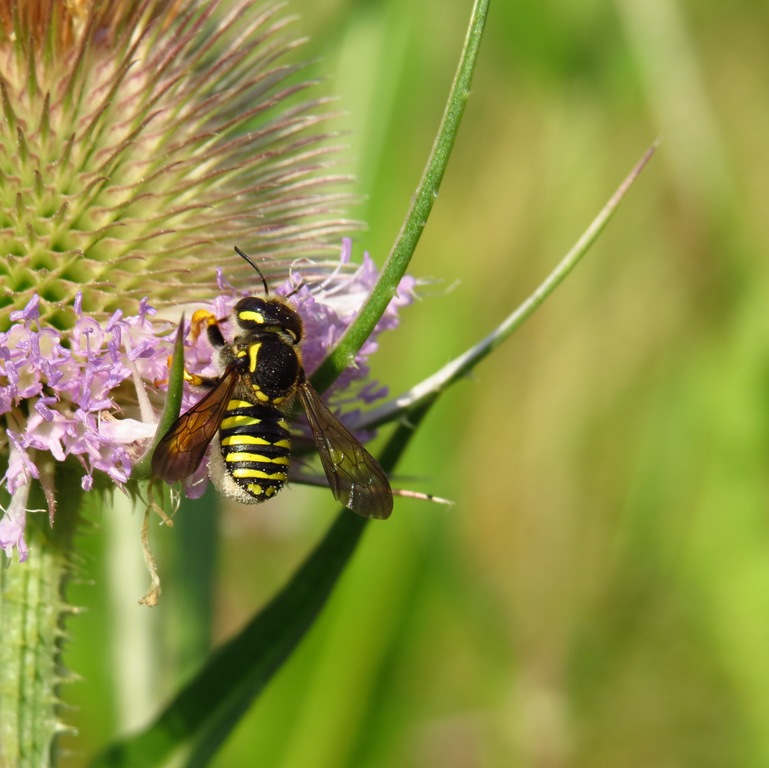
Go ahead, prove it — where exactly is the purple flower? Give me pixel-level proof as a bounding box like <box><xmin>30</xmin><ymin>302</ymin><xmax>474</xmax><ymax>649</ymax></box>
<box><xmin>0</xmin><ymin>241</ymin><xmax>412</xmax><ymax>560</ymax></box>
<box><xmin>0</xmin><ymin>1</ymin><xmax>414</xmax><ymax>560</ymax></box>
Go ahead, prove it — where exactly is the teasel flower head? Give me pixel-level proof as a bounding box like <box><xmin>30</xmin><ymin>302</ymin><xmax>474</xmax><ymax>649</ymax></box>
<box><xmin>0</xmin><ymin>1</ymin><xmax>411</xmax><ymax>560</ymax></box>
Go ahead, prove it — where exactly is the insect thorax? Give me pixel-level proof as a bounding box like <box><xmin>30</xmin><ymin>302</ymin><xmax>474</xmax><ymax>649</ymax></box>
<box><xmin>235</xmin><ymin>335</ymin><xmax>301</xmax><ymax>406</ymax></box>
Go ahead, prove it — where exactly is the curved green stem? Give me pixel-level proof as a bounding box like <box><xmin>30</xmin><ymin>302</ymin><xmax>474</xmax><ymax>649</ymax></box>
<box><xmin>358</xmin><ymin>142</ymin><xmax>660</xmax><ymax>430</ymax></box>
<box><xmin>311</xmin><ymin>0</ymin><xmax>490</xmax><ymax>394</ymax></box>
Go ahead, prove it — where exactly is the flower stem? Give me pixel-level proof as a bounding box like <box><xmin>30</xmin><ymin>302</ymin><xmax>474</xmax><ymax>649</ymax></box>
<box><xmin>0</xmin><ymin>470</ymin><xmax>82</xmax><ymax>766</ymax></box>
<box><xmin>310</xmin><ymin>0</ymin><xmax>491</xmax><ymax>394</ymax></box>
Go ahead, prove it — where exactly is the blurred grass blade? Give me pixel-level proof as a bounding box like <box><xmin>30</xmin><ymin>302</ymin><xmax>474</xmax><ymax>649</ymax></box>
<box><xmin>311</xmin><ymin>0</ymin><xmax>490</xmax><ymax>393</ymax></box>
<box><xmin>91</xmin><ymin>517</ymin><xmax>367</xmax><ymax>768</ymax></box>
<box><xmin>133</xmin><ymin>316</ymin><xmax>186</xmax><ymax>479</ymax></box>
<box><xmin>90</xmin><ymin>404</ymin><xmax>427</xmax><ymax>768</ymax></box>
<box><xmin>359</xmin><ymin>142</ymin><xmax>660</xmax><ymax>430</ymax></box>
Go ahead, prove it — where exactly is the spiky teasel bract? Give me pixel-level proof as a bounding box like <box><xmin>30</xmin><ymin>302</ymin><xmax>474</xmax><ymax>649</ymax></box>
<box><xmin>0</xmin><ymin>0</ymin><xmax>356</xmax><ymax>330</ymax></box>
<box><xmin>0</xmin><ymin>1</ymin><xmax>413</xmax><ymax>560</ymax></box>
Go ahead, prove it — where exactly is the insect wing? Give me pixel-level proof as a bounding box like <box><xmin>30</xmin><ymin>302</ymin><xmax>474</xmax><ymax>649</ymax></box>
<box><xmin>298</xmin><ymin>383</ymin><xmax>393</xmax><ymax>519</ymax></box>
<box><xmin>152</xmin><ymin>366</ymin><xmax>239</xmax><ymax>483</ymax></box>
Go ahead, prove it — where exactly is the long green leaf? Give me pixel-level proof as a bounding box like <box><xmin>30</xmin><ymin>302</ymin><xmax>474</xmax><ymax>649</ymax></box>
<box><xmin>90</xmin><ymin>400</ymin><xmax>432</xmax><ymax>768</ymax></box>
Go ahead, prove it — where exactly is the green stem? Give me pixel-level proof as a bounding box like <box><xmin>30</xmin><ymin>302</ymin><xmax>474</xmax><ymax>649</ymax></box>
<box><xmin>311</xmin><ymin>0</ymin><xmax>490</xmax><ymax>394</ymax></box>
<box><xmin>0</xmin><ymin>467</ymin><xmax>82</xmax><ymax>767</ymax></box>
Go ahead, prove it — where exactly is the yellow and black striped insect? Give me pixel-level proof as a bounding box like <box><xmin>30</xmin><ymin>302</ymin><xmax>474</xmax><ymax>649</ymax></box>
<box><xmin>151</xmin><ymin>249</ymin><xmax>393</xmax><ymax>519</ymax></box>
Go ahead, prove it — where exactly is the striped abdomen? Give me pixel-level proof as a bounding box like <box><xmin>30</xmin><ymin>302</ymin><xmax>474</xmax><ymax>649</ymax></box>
<box><xmin>219</xmin><ymin>399</ymin><xmax>291</xmax><ymax>501</ymax></box>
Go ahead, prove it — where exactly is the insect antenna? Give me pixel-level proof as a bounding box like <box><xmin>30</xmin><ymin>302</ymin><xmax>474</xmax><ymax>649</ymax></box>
<box><xmin>234</xmin><ymin>245</ymin><xmax>269</xmax><ymax>295</ymax></box>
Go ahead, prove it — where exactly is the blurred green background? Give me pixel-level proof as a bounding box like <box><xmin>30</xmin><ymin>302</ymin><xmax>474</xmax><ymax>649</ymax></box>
<box><xmin>63</xmin><ymin>0</ymin><xmax>769</xmax><ymax>766</ymax></box>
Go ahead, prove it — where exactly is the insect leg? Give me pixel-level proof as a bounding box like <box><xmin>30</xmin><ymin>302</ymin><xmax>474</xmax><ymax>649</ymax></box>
<box><xmin>191</xmin><ymin>308</ymin><xmax>236</xmax><ymax>371</ymax></box>
<box><xmin>154</xmin><ymin>310</ymin><xmax>229</xmax><ymax>389</ymax></box>
<box><xmin>184</xmin><ymin>371</ymin><xmax>220</xmax><ymax>389</ymax></box>
<box><xmin>190</xmin><ymin>308</ymin><xmax>228</xmax><ymax>351</ymax></box>
<box><xmin>207</xmin><ymin>321</ymin><xmax>226</xmax><ymax>350</ymax></box>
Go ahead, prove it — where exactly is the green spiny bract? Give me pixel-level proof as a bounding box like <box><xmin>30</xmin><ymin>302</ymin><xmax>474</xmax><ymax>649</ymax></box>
<box><xmin>0</xmin><ymin>0</ymin><xmax>354</xmax><ymax>331</ymax></box>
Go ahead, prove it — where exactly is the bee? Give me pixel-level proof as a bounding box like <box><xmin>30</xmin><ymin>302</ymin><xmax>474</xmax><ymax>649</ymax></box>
<box><xmin>151</xmin><ymin>249</ymin><xmax>393</xmax><ymax>519</ymax></box>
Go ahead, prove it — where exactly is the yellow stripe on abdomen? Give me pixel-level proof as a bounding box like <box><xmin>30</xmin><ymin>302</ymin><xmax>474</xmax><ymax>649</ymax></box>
<box><xmin>228</xmin><ymin>399</ymin><xmax>255</xmax><ymax>410</ymax></box>
<box><xmin>231</xmin><ymin>467</ymin><xmax>287</xmax><ymax>481</ymax></box>
<box><xmin>221</xmin><ymin>434</ymin><xmax>269</xmax><ymax>447</ymax></box>
<box><xmin>218</xmin><ymin>401</ymin><xmax>292</xmax><ymax>502</ymax></box>
<box><xmin>224</xmin><ymin>451</ymin><xmax>290</xmax><ymax>465</ymax></box>
<box><xmin>220</xmin><ymin>414</ymin><xmax>261</xmax><ymax>430</ymax></box>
